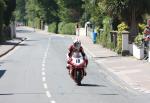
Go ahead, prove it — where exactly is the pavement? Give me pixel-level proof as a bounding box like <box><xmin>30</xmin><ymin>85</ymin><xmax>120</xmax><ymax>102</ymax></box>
<box><xmin>79</xmin><ymin>35</ymin><xmax>150</xmax><ymax>94</ymax></box>
<box><xmin>1</xmin><ymin>27</ymin><xmax>150</xmax><ymax>94</ymax></box>
<box><xmin>0</xmin><ymin>37</ymin><xmax>25</xmax><ymax>58</ymax></box>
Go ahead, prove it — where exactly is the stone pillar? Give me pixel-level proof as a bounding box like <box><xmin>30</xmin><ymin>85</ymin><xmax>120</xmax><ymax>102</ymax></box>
<box><xmin>122</xmin><ymin>31</ymin><xmax>130</xmax><ymax>56</ymax></box>
<box><xmin>44</xmin><ymin>25</ymin><xmax>48</xmax><ymax>32</ymax></box>
<box><xmin>10</xmin><ymin>22</ymin><xmax>16</xmax><ymax>39</ymax></box>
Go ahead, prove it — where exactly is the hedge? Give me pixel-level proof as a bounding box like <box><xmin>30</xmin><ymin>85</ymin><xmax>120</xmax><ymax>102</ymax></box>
<box><xmin>48</xmin><ymin>22</ymin><xmax>57</xmax><ymax>33</ymax></box>
<box><xmin>58</xmin><ymin>22</ymin><xmax>76</xmax><ymax>35</ymax></box>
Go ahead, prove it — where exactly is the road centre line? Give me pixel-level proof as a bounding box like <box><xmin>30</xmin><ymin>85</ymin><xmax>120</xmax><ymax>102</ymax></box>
<box><xmin>42</xmin><ymin>63</ymin><xmax>45</xmax><ymax>67</ymax></box>
<box><xmin>43</xmin><ymin>83</ymin><xmax>48</xmax><ymax>89</ymax></box>
<box><xmin>41</xmin><ymin>37</ymin><xmax>56</xmax><ymax>101</ymax></box>
<box><xmin>42</xmin><ymin>77</ymin><xmax>46</xmax><ymax>82</ymax></box>
<box><xmin>51</xmin><ymin>100</ymin><xmax>56</xmax><ymax>103</ymax></box>
<box><xmin>46</xmin><ymin>91</ymin><xmax>51</xmax><ymax>98</ymax></box>
<box><xmin>42</xmin><ymin>71</ymin><xmax>46</xmax><ymax>76</ymax></box>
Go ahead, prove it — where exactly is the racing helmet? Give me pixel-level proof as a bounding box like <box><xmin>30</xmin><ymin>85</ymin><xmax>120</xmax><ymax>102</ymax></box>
<box><xmin>73</xmin><ymin>38</ymin><xmax>81</xmax><ymax>50</ymax></box>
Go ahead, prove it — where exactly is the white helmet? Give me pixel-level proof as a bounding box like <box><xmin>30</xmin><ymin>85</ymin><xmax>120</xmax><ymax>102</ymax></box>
<box><xmin>73</xmin><ymin>38</ymin><xmax>81</xmax><ymax>50</ymax></box>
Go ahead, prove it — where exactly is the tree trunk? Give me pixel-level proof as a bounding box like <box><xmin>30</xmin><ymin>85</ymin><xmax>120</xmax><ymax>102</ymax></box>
<box><xmin>0</xmin><ymin>10</ymin><xmax>3</xmax><ymax>41</ymax></box>
<box><xmin>130</xmin><ymin>6</ymin><xmax>138</xmax><ymax>42</ymax></box>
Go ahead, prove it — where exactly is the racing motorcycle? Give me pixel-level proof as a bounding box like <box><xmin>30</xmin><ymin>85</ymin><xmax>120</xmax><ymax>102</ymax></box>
<box><xmin>67</xmin><ymin>52</ymin><xmax>86</xmax><ymax>85</ymax></box>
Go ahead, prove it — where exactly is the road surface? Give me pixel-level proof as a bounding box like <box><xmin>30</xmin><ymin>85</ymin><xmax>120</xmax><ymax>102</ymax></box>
<box><xmin>0</xmin><ymin>27</ymin><xmax>150</xmax><ymax>103</ymax></box>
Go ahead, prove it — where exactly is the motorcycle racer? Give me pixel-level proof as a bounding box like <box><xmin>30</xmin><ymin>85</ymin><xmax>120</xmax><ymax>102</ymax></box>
<box><xmin>66</xmin><ymin>38</ymin><xmax>88</xmax><ymax>76</ymax></box>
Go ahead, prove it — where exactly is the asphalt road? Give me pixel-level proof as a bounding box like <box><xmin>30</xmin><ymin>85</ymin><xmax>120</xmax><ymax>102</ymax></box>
<box><xmin>0</xmin><ymin>27</ymin><xmax>150</xmax><ymax>103</ymax></box>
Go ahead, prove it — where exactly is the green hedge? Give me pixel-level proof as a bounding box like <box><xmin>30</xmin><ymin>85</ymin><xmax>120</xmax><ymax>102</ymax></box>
<box><xmin>27</xmin><ymin>18</ymin><xmax>41</xmax><ymax>29</ymax></box>
<box><xmin>58</xmin><ymin>22</ymin><xmax>66</xmax><ymax>34</ymax></box>
<box><xmin>58</xmin><ymin>22</ymin><xmax>76</xmax><ymax>35</ymax></box>
<box><xmin>48</xmin><ymin>22</ymin><xmax>57</xmax><ymax>33</ymax></box>
<box><xmin>34</xmin><ymin>17</ymin><xmax>40</xmax><ymax>29</ymax></box>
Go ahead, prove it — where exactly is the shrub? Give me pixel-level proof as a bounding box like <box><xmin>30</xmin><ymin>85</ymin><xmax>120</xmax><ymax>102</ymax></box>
<box><xmin>48</xmin><ymin>22</ymin><xmax>57</xmax><ymax>33</ymax></box>
<box><xmin>134</xmin><ymin>33</ymin><xmax>144</xmax><ymax>48</ymax></box>
<box><xmin>100</xmin><ymin>16</ymin><xmax>112</xmax><ymax>48</ymax></box>
<box><xmin>116</xmin><ymin>22</ymin><xmax>128</xmax><ymax>54</ymax></box>
<box><xmin>58</xmin><ymin>22</ymin><xmax>66</xmax><ymax>34</ymax></box>
<box><xmin>34</xmin><ymin>17</ymin><xmax>40</xmax><ymax>29</ymax></box>
<box><xmin>58</xmin><ymin>22</ymin><xmax>76</xmax><ymax>35</ymax></box>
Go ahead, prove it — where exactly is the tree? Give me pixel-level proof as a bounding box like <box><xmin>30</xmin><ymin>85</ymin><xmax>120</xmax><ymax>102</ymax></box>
<box><xmin>104</xmin><ymin>0</ymin><xmax>150</xmax><ymax>37</ymax></box>
<box><xmin>4</xmin><ymin>0</ymin><xmax>16</xmax><ymax>26</ymax></box>
<box><xmin>37</xmin><ymin>0</ymin><xmax>59</xmax><ymax>24</ymax></box>
<box><xmin>15</xmin><ymin>0</ymin><xmax>26</xmax><ymax>22</ymax></box>
<box><xmin>0</xmin><ymin>0</ymin><xmax>6</xmax><ymax>37</ymax></box>
<box><xmin>57</xmin><ymin>0</ymin><xmax>83</xmax><ymax>22</ymax></box>
<box><xmin>0</xmin><ymin>0</ymin><xmax>16</xmax><ymax>41</ymax></box>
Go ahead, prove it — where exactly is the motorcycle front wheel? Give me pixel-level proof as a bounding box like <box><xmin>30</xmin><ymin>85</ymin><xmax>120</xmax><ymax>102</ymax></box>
<box><xmin>76</xmin><ymin>70</ymin><xmax>82</xmax><ymax>85</ymax></box>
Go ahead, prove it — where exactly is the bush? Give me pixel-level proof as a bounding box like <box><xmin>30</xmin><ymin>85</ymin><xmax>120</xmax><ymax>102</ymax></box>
<box><xmin>34</xmin><ymin>17</ymin><xmax>40</xmax><ymax>29</ymax></box>
<box><xmin>48</xmin><ymin>22</ymin><xmax>57</xmax><ymax>33</ymax></box>
<box><xmin>58</xmin><ymin>22</ymin><xmax>66</xmax><ymax>34</ymax></box>
<box><xmin>116</xmin><ymin>22</ymin><xmax>128</xmax><ymax>54</ymax></box>
<box><xmin>100</xmin><ymin>16</ymin><xmax>111</xmax><ymax>48</ymax></box>
<box><xmin>58</xmin><ymin>22</ymin><xmax>76</xmax><ymax>35</ymax></box>
<box><xmin>134</xmin><ymin>33</ymin><xmax>144</xmax><ymax>48</ymax></box>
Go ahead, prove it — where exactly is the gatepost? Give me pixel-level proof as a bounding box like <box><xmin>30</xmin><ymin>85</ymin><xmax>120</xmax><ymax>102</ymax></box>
<box><xmin>122</xmin><ymin>31</ymin><xmax>130</xmax><ymax>56</ymax></box>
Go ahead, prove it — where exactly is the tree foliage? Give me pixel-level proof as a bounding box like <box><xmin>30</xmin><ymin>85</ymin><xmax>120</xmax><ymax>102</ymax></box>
<box><xmin>82</xmin><ymin>0</ymin><xmax>150</xmax><ymax>36</ymax></box>
<box><xmin>0</xmin><ymin>0</ymin><xmax>16</xmax><ymax>41</ymax></box>
<box><xmin>57</xmin><ymin>0</ymin><xmax>83</xmax><ymax>22</ymax></box>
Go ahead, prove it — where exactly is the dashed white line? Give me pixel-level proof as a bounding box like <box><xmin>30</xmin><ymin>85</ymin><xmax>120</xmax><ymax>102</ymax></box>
<box><xmin>42</xmin><ymin>67</ymin><xmax>45</xmax><ymax>71</ymax></box>
<box><xmin>46</xmin><ymin>91</ymin><xmax>51</xmax><ymax>98</ymax></box>
<box><xmin>42</xmin><ymin>71</ymin><xmax>46</xmax><ymax>76</ymax></box>
<box><xmin>42</xmin><ymin>63</ymin><xmax>45</xmax><ymax>67</ymax></box>
<box><xmin>43</xmin><ymin>83</ymin><xmax>48</xmax><ymax>89</ymax></box>
<box><xmin>42</xmin><ymin>77</ymin><xmax>46</xmax><ymax>82</ymax></box>
<box><xmin>51</xmin><ymin>100</ymin><xmax>56</xmax><ymax>103</ymax></box>
<box><xmin>41</xmin><ymin>37</ymin><xmax>56</xmax><ymax>102</ymax></box>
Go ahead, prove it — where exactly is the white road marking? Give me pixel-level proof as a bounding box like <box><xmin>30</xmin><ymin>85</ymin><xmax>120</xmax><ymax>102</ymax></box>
<box><xmin>42</xmin><ymin>63</ymin><xmax>45</xmax><ymax>67</ymax></box>
<box><xmin>42</xmin><ymin>67</ymin><xmax>45</xmax><ymax>71</ymax></box>
<box><xmin>42</xmin><ymin>71</ymin><xmax>46</xmax><ymax>76</ymax></box>
<box><xmin>42</xmin><ymin>77</ymin><xmax>46</xmax><ymax>82</ymax></box>
<box><xmin>46</xmin><ymin>91</ymin><xmax>51</xmax><ymax>98</ymax></box>
<box><xmin>43</xmin><ymin>83</ymin><xmax>48</xmax><ymax>89</ymax></box>
<box><xmin>51</xmin><ymin>100</ymin><xmax>56</xmax><ymax>103</ymax></box>
<box><xmin>41</xmin><ymin>37</ymin><xmax>57</xmax><ymax>101</ymax></box>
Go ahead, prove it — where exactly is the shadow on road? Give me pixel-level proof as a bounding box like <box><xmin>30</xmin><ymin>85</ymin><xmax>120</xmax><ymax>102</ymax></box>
<box><xmin>93</xmin><ymin>56</ymin><xmax>120</xmax><ymax>59</ymax></box>
<box><xmin>99</xmin><ymin>93</ymin><xmax>119</xmax><ymax>95</ymax></box>
<box><xmin>1</xmin><ymin>42</ymin><xmax>28</xmax><ymax>46</ymax></box>
<box><xmin>16</xmin><ymin>29</ymin><xmax>33</xmax><ymax>33</ymax></box>
<box><xmin>0</xmin><ymin>93</ymin><xmax>13</xmax><ymax>95</ymax></box>
<box><xmin>0</xmin><ymin>92</ymin><xmax>44</xmax><ymax>95</ymax></box>
<box><xmin>80</xmin><ymin>83</ymin><xmax>106</xmax><ymax>87</ymax></box>
<box><xmin>0</xmin><ymin>70</ymin><xmax>6</xmax><ymax>78</ymax></box>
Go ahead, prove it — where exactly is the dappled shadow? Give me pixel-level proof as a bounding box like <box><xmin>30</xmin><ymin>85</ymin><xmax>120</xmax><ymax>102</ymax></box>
<box><xmin>99</xmin><ymin>93</ymin><xmax>119</xmax><ymax>95</ymax></box>
<box><xmin>0</xmin><ymin>41</ymin><xmax>28</xmax><ymax>46</ymax></box>
<box><xmin>16</xmin><ymin>29</ymin><xmax>33</xmax><ymax>33</ymax></box>
<box><xmin>94</xmin><ymin>56</ymin><xmax>119</xmax><ymax>58</ymax></box>
<box><xmin>80</xmin><ymin>83</ymin><xmax>106</xmax><ymax>87</ymax></box>
<box><xmin>93</xmin><ymin>56</ymin><xmax>120</xmax><ymax>59</ymax></box>
<box><xmin>0</xmin><ymin>93</ymin><xmax>13</xmax><ymax>95</ymax></box>
<box><xmin>0</xmin><ymin>70</ymin><xmax>6</xmax><ymax>78</ymax></box>
<box><xmin>0</xmin><ymin>62</ymin><xmax>4</xmax><ymax>64</ymax></box>
<box><xmin>25</xmin><ymin>39</ymin><xmax>38</xmax><ymax>42</ymax></box>
<box><xmin>0</xmin><ymin>92</ymin><xmax>45</xmax><ymax>96</ymax></box>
